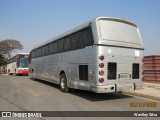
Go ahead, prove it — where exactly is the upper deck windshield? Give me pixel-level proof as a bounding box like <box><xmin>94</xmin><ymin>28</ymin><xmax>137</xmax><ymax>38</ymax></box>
<box><xmin>98</xmin><ymin>19</ymin><xmax>143</xmax><ymax>45</ymax></box>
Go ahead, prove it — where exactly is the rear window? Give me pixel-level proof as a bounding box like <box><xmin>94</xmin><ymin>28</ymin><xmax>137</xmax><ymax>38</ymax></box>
<box><xmin>98</xmin><ymin>20</ymin><xmax>142</xmax><ymax>45</ymax></box>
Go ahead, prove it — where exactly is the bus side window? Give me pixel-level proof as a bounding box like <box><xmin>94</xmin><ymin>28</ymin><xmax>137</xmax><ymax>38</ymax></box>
<box><xmin>42</xmin><ymin>46</ymin><xmax>45</xmax><ymax>55</ymax></box>
<box><xmin>82</xmin><ymin>28</ymin><xmax>94</xmax><ymax>47</ymax></box>
<box><xmin>58</xmin><ymin>38</ymin><xmax>64</xmax><ymax>52</ymax></box>
<box><xmin>32</xmin><ymin>51</ymin><xmax>34</xmax><ymax>58</ymax></box>
<box><xmin>38</xmin><ymin>48</ymin><xmax>42</xmax><ymax>56</ymax></box>
<box><xmin>63</xmin><ymin>37</ymin><xmax>67</xmax><ymax>51</ymax></box>
<box><xmin>71</xmin><ymin>32</ymin><xmax>83</xmax><ymax>50</ymax></box>
<box><xmin>38</xmin><ymin>48</ymin><xmax>42</xmax><ymax>57</ymax></box>
<box><xmin>53</xmin><ymin>41</ymin><xmax>58</xmax><ymax>53</ymax></box>
<box><xmin>49</xmin><ymin>42</ymin><xmax>54</xmax><ymax>54</ymax></box>
<box><xmin>65</xmin><ymin>36</ymin><xmax>72</xmax><ymax>51</ymax></box>
<box><xmin>33</xmin><ymin>50</ymin><xmax>35</xmax><ymax>57</ymax></box>
<box><xmin>45</xmin><ymin>45</ymin><xmax>49</xmax><ymax>55</ymax></box>
<box><xmin>16</xmin><ymin>55</ymin><xmax>19</xmax><ymax>67</ymax></box>
<box><xmin>28</xmin><ymin>54</ymin><xmax>31</xmax><ymax>64</ymax></box>
<box><xmin>35</xmin><ymin>49</ymin><xmax>37</xmax><ymax>57</ymax></box>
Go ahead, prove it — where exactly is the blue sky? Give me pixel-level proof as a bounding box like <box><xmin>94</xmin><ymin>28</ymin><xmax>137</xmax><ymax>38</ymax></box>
<box><xmin>0</xmin><ymin>0</ymin><xmax>160</xmax><ymax>56</ymax></box>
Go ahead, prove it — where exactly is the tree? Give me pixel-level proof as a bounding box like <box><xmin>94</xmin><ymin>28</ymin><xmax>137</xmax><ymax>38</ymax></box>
<box><xmin>0</xmin><ymin>55</ymin><xmax>7</xmax><ymax>67</ymax></box>
<box><xmin>0</xmin><ymin>39</ymin><xmax>23</xmax><ymax>55</ymax></box>
<box><xmin>0</xmin><ymin>42</ymin><xmax>10</xmax><ymax>56</ymax></box>
<box><xmin>0</xmin><ymin>39</ymin><xmax>23</xmax><ymax>73</ymax></box>
<box><xmin>0</xmin><ymin>39</ymin><xmax>23</xmax><ymax>57</ymax></box>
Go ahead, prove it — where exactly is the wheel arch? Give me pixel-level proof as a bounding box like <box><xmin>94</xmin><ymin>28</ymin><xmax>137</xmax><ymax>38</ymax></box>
<box><xmin>59</xmin><ymin>70</ymin><xmax>69</xmax><ymax>85</ymax></box>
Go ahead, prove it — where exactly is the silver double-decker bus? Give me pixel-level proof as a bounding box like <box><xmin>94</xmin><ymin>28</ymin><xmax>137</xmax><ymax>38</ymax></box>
<box><xmin>29</xmin><ymin>17</ymin><xmax>144</xmax><ymax>93</ymax></box>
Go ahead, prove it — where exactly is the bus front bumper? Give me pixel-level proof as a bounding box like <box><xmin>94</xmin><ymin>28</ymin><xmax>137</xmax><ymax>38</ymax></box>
<box><xmin>18</xmin><ymin>69</ymin><xmax>29</xmax><ymax>75</ymax></box>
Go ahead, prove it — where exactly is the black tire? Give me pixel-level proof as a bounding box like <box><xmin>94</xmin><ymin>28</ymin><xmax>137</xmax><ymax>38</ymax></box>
<box><xmin>60</xmin><ymin>73</ymin><xmax>70</xmax><ymax>93</ymax></box>
<box><xmin>8</xmin><ymin>70</ymin><xmax>11</xmax><ymax>75</ymax></box>
<box><xmin>15</xmin><ymin>69</ymin><xmax>17</xmax><ymax>75</ymax></box>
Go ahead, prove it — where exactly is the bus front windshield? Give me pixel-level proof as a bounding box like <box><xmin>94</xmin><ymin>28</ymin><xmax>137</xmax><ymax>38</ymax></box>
<box><xmin>19</xmin><ymin>58</ymin><xmax>28</xmax><ymax>68</ymax></box>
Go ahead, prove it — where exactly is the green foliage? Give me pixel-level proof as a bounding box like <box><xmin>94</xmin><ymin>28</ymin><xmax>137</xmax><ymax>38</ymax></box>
<box><xmin>0</xmin><ymin>39</ymin><xmax>23</xmax><ymax>56</ymax></box>
<box><xmin>0</xmin><ymin>39</ymin><xmax>23</xmax><ymax>67</ymax></box>
<box><xmin>0</xmin><ymin>55</ymin><xmax>7</xmax><ymax>66</ymax></box>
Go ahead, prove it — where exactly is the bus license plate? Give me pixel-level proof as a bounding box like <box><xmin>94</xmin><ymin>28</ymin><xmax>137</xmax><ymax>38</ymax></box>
<box><xmin>120</xmin><ymin>73</ymin><xmax>130</xmax><ymax>79</ymax></box>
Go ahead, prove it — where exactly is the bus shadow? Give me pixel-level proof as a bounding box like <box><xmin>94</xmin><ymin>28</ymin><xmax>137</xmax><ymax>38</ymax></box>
<box><xmin>29</xmin><ymin>78</ymin><xmax>132</xmax><ymax>101</ymax></box>
<box><xmin>30</xmin><ymin>78</ymin><xmax>60</xmax><ymax>89</ymax></box>
<box><xmin>70</xmin><ymin>89</ymin><xmax>133</xmax><ymax>101</ymax></box>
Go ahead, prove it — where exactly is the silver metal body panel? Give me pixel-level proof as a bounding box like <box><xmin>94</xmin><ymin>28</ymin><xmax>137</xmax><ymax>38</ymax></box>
<box><xmin>29</xmin><ymin>17</ymin><xmax>144</xmax><ymax>93</ymax></box>
<box><xmin>93</xmin><ymin>46</ymin><xmax>144</xmax><ymax>92</ymax></box>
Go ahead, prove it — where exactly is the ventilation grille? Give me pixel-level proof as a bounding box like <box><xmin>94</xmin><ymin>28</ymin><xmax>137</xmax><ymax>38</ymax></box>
<box><xmin>108</xmin><ymin>62</ymin><xmax>117</xmax><ymax>80</ymax></box>
<box><xmin>79</xmin><ymin>65</ymin><xmax>88</xmax><ymax>80</ymax></box>
<box><xmin>132</xmin><ymin>63</ymin><xmax>139</xmax><ymax>79</ymax></box>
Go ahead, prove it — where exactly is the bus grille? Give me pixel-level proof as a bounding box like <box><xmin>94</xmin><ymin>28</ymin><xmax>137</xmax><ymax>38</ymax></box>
<box><xmin>108</xmin><ymin>62</ymin><xmax>117</xmax><ymax>80</ymax></box>
<box><xmin>132</xmin><ymin>63</ymin><xmax>139</xmax><ymax>79</ymax></box>
<box><xmin>79</xmin><ymin>65</ymin><xmax>88</xmax><ymax>80</ymax></box>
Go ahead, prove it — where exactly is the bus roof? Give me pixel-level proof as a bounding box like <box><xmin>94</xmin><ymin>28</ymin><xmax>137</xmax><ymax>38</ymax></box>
<box><xmin>8</xmin><ymin>53</ymin><xmax>29</xmax><ymax>59</ymax></box>
<box><xmin>18</xmin><ymin>53</ymin><xmax>29</xmax><ymax>55</ymax></box>
<box><xmin>32</xmin><ymin>17</ymin><xmax>137</xmax><ymax>51</ymax></box>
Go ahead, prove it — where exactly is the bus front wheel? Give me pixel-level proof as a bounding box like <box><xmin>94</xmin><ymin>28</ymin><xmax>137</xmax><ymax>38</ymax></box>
<box><xmin>60</xmin><ymin>73</ymin><xmax>69</xmax><ymax>93</ymax></box>
<box><xmin>30</xmin><ymin>69</ymin><xmax>35</xmax><ymax>80</ymax></box>
<box><xmin>8</xmin><ymin>70</ymin><xmax>11</xmax><ymax>75</ymax></box>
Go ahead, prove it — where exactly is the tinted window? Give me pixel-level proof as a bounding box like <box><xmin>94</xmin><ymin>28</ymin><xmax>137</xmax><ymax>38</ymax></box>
<box><xmin>31</xmin><ymin>26</ymin><xmax>93</xmax><ymax>58</ymax></box>
<box><xmin>53</xmin><ymin>41</ymin><xmax>58</xmax><ymax>53</ymax></box>
<box><xmin>42</xmin><ymin>46</ymin><xmax>45</xmax><ymax>55</ymax></box>
<box><xmin>71</xmin><ymin>32</ymin><xmax>83</xmax><ymax>49</ymax></box>
<box><xmin>45</xmin><ymin>45</ymin><xmax>49</xmax><ymax>54</ymax></box>
<box><xmin>58</xmin><ymin>39</ymin><xmax>64</xmax><ymax>52</ymax></box>
<box><xmin>28</xmin><ymin>54</ymin><xmax>31</xmax><ymax>64</ymax></box>
<box><xmin>63</xmin><ymin>37</ymin><xmax>67</xmax><ymax>50</ymax></box>
<box><xmin>38</xmin><ymin>49</ymin><xmax>39</xmax><ymax>56</ymax></box>
<box><xmin>65</xmin><ymin>36</ymin><xmax>72</xmax><ymax>50</ymax></box>
<box><xmin>49</xmin><ymin>42</ymin><xmax>54</xmax><ymax>53</ymax></box>
<box><xmin>31</xmin><ymin>51</ymin><xmax>34</xmax><ymax>58</ymax></box>
<box><xmin>82</xmin><ymin>28</ymin><xmax>93</xmax><ymax>46</ymax></box>
<box><xmin>38</xmin><ymin>48</ymin><xmax>41</xmax><ymax>57</ymax></box>
<box><xmin>35</xmin><ymin>49</ymin><xmax>37</xmax><ymax>57</ymax></box>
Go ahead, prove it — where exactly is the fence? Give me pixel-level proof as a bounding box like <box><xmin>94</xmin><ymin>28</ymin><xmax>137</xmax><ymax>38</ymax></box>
<box><xmin>143</xmin><ymin>55</ymin><xmax>160</xmax><ymax>82</ymax></box>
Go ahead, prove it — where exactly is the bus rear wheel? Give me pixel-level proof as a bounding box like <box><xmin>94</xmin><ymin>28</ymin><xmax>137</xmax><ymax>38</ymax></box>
<box><xmin>8</xmin><ymin>70</ymin><xmax>11</xmax><ymax>75</ymax></box>
<box><xmin>60</xmin><ymin>73</ymin><xmax>69</xmax><ymax>93</ymax></box>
